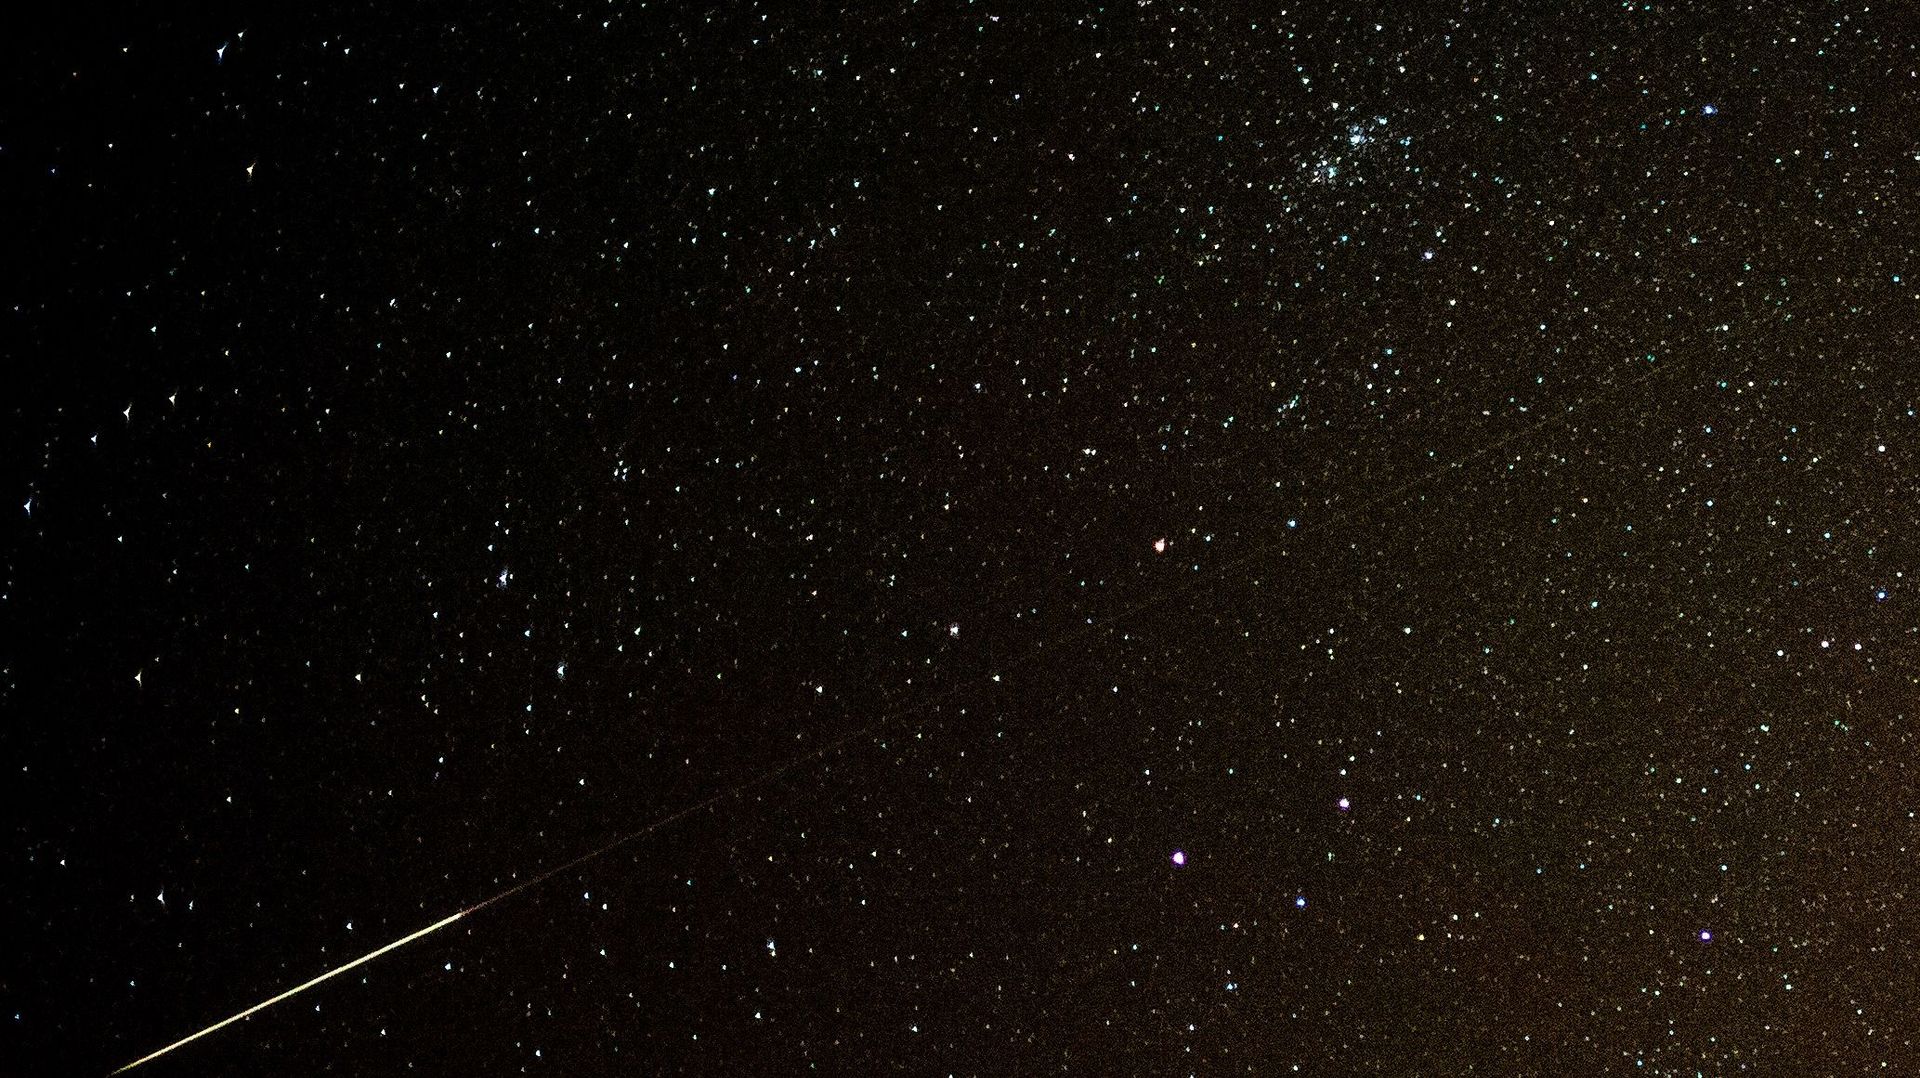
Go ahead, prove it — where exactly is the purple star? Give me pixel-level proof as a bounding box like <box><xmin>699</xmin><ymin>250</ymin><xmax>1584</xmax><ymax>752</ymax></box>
<box><xmin>1170</xmin><ymin>850</ymin><xmax>1187</xmax><ymax>867</ymax></box>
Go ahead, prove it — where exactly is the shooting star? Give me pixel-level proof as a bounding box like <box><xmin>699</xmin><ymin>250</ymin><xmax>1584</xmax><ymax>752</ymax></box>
<box><xmin>109</xmin><ymin>784</ymin><xmax>730</xmax><ymax>1073</ymax></box>
<box><xmin>113</xmin><ymin>659</ymin><xmax>934</xmax><ymax>1073</ymax></box>
<box><xmin>110</xmin><ymin>908</ymin><xmax>470</xmax><ymax>1074</ymax></box>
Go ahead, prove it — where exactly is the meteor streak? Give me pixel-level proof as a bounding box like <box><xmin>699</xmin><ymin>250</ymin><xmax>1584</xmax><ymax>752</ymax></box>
<box><xmin>109</xmin><ymin>773</ymin><xmax>754</xmax><ymax>1074</ymax></box>
<box><xmin>109</xmin><ymin>908</ymin><xmax>470</xmax><ymax>1074</ymax></box>
<box><xmin>113</xmin><ymin>646</ymin><xmax>971</xmax><ymax>1073</ymax></box>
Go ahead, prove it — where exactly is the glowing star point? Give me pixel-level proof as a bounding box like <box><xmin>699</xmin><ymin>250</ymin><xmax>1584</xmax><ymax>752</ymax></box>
<box><xmin>1170</xmin><ymin>850</ymin><xmax>1186</xmax><ymax>867</ymax></box>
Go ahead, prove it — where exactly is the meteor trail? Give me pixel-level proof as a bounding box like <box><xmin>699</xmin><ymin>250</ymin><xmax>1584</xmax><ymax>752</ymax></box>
<box><xmin>106</xmin><ymin>298</ymin><xmax>1698</xmax><ymax>1074</ymax></box>
<box><xmin>114</xmin><ymin>618</ymin><xmax>982</xmax><ymax>1072</ymax></box>
<box><xmin>109</xmin><ymin>908</ymin><xmax>470</xmax><ymax>1074</ymax></box>
<box><xmin>109</xmin><ymin>756</ymin><xmax>800</xmax><ymax>1074</ymax></box>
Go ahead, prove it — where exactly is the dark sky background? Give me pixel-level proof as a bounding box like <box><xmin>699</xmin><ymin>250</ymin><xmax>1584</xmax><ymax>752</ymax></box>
<box><xmin>9</xmin><ymin>2</ymin><xmax>1920</xmax><ymax>1074</ymax></box>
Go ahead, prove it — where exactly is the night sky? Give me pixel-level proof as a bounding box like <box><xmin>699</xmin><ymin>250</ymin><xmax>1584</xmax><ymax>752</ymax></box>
<box><xmin>10</xmin><ymin>3</ymin><xmax>1920</xmax><ymax>1074</ymax></box>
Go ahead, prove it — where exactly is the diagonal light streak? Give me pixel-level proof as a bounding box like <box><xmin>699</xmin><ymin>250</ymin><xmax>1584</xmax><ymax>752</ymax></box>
<box><xmin>110</xmin><ymin>908</ymin><xmax>470</xmax><ymax>1074</ymax></box>
<box><xmin>109</xmin><ymin>776</ymin><xmax>753</xmax><ymax>1075</ymax></box>
<box><xmin>111</xmin><ymin>347</ymin><xmax>1709</xmax><ymax>1072</ymax></box>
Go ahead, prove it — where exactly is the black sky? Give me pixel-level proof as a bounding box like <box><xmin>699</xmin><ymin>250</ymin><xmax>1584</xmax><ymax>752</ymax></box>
<box><xmin>9</xmin><ymin>2</ymin><xmax>1920</xmax><ymax>1074</ymax></box>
